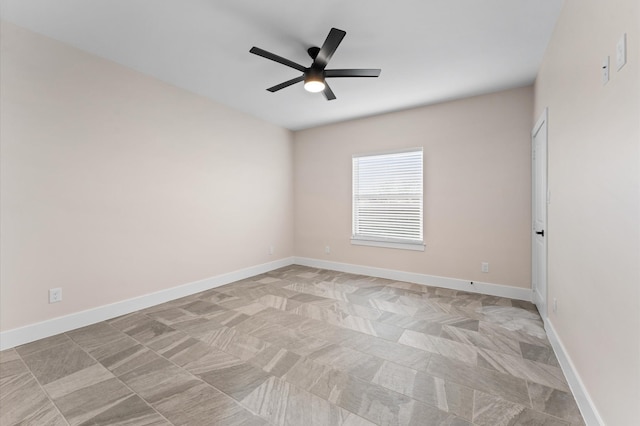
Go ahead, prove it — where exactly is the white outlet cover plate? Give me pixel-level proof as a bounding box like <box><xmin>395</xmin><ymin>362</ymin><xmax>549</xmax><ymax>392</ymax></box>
<box><xmin>49</xmin><ymin>288</ymin><xmax>62</xmax><ymax>303</ymax></box>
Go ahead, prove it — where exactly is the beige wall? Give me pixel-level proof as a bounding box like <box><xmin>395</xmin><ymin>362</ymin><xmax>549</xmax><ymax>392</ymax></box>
<box><xmin>0</xmin><ymin>22</ymin><xmax>294</xmax><ymax>332</ymax></box>
<box><xmin>534</xmin><ymin>0</ymin><xmax>640</xmax><ymax>423</ymax></box>
<box><xmin>294</xmin><ymin>86</ymin><xmax>534</xmax><ymax>288</ymax></box>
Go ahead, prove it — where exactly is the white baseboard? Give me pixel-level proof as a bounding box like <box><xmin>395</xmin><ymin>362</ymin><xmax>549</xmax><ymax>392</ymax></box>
<box><xmin>0</xmin><ymin>257</ymin><xmax>295</xmax><ymax>351</ymax></box>
<box><xmin>544</xmin><ymin>319</ymin><xmax>604</xmax><ymax>426</ymax></box>
<box><xmin>294</xmin><ymin>257</ymin><xmax>532</xmax><ymax>301</ymax></box>
<box><xmin>0</xmin><ymin>256</ymin><xmax>532</xmax><ymax>351</ymax></box>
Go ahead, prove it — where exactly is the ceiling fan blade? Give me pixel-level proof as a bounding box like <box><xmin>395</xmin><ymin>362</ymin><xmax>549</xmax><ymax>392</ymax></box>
<box><xmin>267</xmin><ymin>76</ymin><xmax>305</xmax><ymax>92</ymax></box>
<box><xmin>323</xmin><ymin>82</ymin><xmax>336</xmax><ymax>101</ymax></box>
<box><xmin>250</xmin><ymin>47</ymin><xmax>307</xmax><ymax>72</ymax></box>
<box><xmin>325</xmin><ymin>69</ymin><xmax>381</xmax><ymax>78</ymax></box>
<box><xmin>313</xmin><ymin>28</ymin><xmax>346</xmax><ymax>69</ymax></box>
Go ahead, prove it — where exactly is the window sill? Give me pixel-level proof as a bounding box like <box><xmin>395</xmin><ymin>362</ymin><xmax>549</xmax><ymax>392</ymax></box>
<box><xmin>350</xmin><ymin>238</ymin><xmax>425</xmax><ymax>252</ymax></box>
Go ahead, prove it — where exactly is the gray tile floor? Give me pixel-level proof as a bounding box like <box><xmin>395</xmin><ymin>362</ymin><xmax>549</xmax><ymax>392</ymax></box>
<box><xmin>1</xmin><ymin>265</ymin><xmax>585</xmax><ymax>425</ymax></box>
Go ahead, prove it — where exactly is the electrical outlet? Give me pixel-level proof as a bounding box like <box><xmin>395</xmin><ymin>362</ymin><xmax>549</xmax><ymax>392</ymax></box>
<box><xmin>325</xmin><ymin>245</ymin><xmax>331</xmax><ymax>255</ymax></box>
<box><xmin>553</xmin><ymin>298</ymin><xmax>558</xmax><ymax>313</ymax></box>
<box><xmin>481</xmin><ymin>262</ymin><xmax>489</xmax><ymax>273</ymax></box>
<box><xmin>49</xmin><ymin>288</ymin><xmax>62</xmax><ymax>304</ymax></box>
<box><xmin>268</xmin><ymin>245</ymin><xmax>274</xmax><ymax>255</ymax></box>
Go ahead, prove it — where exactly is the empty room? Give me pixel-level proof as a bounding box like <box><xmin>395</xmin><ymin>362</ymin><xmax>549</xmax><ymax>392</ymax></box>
<box><xmin>0</xmin><ymin>1</ymin><xmax>638</xmax><ymax>425</ymax></box>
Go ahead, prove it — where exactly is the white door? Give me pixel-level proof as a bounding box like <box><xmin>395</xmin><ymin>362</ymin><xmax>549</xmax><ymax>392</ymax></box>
<box><xmin>532</xmin><ymin>109</ymin><xmax>548</xmax><ymax>318</ymax></box>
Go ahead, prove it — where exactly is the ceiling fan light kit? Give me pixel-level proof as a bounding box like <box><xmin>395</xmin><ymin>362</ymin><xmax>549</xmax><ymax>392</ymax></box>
<box><xmin>304</xmin><ymin>80</ymin><xmax>325</xmax><ymax>93</ymax></box>
<box><xmin>250</xmin><ymin>27</ymin><xmax>381</xmax><ymax>101</ymax></box>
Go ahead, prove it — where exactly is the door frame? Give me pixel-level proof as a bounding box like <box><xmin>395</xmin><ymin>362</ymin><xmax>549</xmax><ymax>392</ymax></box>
<box><xmin>532</xmin><ymin>108</ymin><xmax>548</xmax><ymax>318</ymax></box>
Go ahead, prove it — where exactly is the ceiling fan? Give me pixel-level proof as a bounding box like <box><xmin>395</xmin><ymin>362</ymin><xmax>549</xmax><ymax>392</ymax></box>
<box><xmin>249</xmin><ymin>28</ymin><xmax>381</xmax><ymax>101</ymax></box>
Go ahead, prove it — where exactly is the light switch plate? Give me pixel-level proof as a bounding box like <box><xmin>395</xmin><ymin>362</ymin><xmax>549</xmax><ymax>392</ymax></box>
<box><xmin>616</xmin><ymin>33</ymin><xmax>627</xmax><ymax>71</ymax></box>
<box><xmin>602</xmin><ymin>56</ymin><xmax>609</xmax><ymax>85</ymax></box>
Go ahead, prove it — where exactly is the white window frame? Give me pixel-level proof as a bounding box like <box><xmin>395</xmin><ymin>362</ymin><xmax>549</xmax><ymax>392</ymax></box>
<box><xmin>351</xmin><ymin>148</ymin><xmax>425</xmax><ymax>251</ymax></box>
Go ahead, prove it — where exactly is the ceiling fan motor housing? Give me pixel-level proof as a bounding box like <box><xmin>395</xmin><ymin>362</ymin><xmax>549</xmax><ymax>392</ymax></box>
<box><xmin>305</xmin><ymin>67</ymin><xmax>324</xmax><ymax>83</ymax></box>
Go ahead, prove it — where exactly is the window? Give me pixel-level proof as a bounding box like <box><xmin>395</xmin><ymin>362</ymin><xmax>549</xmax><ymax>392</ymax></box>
<box><xmin>352</xmin><ymin>148</ymin><xmax>424</xmax><ymax>251</ymax></box>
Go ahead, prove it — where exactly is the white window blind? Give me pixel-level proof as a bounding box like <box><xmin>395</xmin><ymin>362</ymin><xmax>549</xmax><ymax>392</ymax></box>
<box><xmin>352</xmin><ymin>149</ymin><xmax>424</xmax><ymax>250</ymax></box>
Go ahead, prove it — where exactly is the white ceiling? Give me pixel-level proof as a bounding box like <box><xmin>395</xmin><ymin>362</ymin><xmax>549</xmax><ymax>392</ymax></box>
<box><xmin>1</xmin><ymin>0</ymin><xmax>564</xmax><ymax>130</ymax></box>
